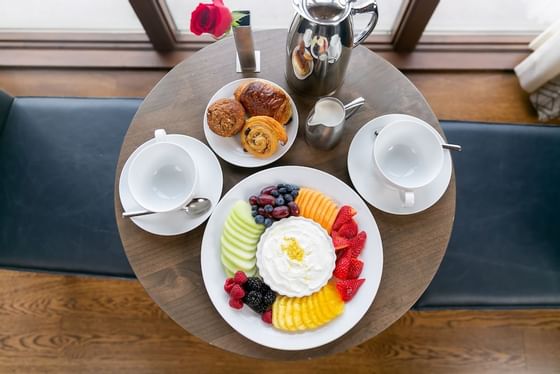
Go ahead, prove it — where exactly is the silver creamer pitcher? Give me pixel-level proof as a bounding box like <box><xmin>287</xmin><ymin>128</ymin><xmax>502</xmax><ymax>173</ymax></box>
<box><xmin>286</xmin><ymin>0</ymin><xmax>378</xmax><ymax>96</ymax></box>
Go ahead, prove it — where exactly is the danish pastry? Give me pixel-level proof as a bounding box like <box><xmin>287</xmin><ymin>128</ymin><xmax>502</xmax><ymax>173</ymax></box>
<box><xmin>240</xmin><ymin>116</ymin><xmax>287</xmax><ymax>158</ymax></box>
<box><xmin>207</xmin><ymin>98</ymin><xmax>246</xmax><ymax>137</ymax></box>
<box><xmin>234</xmin><ymin>80</ymin><xmax>292</xmax><ymax>126</ymax></box>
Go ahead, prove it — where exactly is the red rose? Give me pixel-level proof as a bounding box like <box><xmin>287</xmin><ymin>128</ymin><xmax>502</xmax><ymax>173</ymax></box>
<box><xmin>190</xmin><ymin>0</ymin><xmax>232</xmax><ymax>38</ymax></box>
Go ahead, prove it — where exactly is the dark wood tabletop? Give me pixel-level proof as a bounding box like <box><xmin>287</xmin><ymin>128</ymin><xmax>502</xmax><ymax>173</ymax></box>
<box><xmin>114</xmin><ymin>29</ymin><xmax>455</xmax><ymax>360</ymax></box>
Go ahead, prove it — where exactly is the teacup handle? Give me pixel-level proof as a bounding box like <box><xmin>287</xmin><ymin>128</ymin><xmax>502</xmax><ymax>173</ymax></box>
<box><xmin>399</xmin><ymin>190</ymin><xmax>415</xmax><ymax>208</ymax></box>
<box><xmin>154</xmin><ymin>129</ymin><xmax>167</xmax><ymax>142</ymax></box>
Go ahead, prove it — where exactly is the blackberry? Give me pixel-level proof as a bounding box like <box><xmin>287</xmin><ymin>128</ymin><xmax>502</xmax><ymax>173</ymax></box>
<box><xmin>243</xmin><ymin>291</ymin><xmax>263</xmax><ymax>313</ymax></box>
<box><xmin>262</xmin><ymin>289</ymin><xmax>276</xmax><ymax>309</ymax></box>
<box><xmin>244</xmin><ymin>277</ymin><xmax>265</xmax><ymax>293</ymax></box>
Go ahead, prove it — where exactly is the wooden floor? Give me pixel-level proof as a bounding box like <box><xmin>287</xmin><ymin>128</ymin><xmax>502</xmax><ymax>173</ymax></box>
<box><xmin>0</xmin><ymin>67</ymin><xmax>559</xmax><ymax>373</ymax></box>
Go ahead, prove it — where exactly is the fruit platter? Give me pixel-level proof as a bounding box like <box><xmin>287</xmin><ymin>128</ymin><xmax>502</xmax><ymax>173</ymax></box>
<box><xmin>201</xmin><ymin>166</ymin><xmax>383</xmax><ymax>350</ymax></box>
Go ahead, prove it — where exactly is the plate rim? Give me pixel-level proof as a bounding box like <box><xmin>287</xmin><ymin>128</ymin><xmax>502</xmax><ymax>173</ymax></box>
<box><xmin>200</xmin><ymin>165</ymin><xmax>383</xmax><ymax>350</ymax></box>
<box><xmin>202</xmin><ymin>78</ymin><xmax>299</xmax><ymax>168</ymax></box>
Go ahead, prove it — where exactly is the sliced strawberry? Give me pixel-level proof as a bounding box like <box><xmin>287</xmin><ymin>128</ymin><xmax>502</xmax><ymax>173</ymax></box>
<box><xmin>347</xmin><ymin>258</ymin><xmax>364</xmax><ymax>279</ymax></box>
<box><xmin>336</xmin><ymin>279</ymin><xmax>365</xmax><ymax>302</ymax></box>
<box><xmin>348</xmin><ymin>231</ymin><xmax>367</xmax><ymax>258</ymax></box>
<box><xmin>332</xmin><ymin>205</ymin><xmax>357</xmax><ymax>232</ymax></box>
<box><xmin>331</xmin><ymin>231</ymin><xmax>350</xmax><ymax>250</ymax></box>
<box><xmin>338</xmin><ymin>219</ymin><xmax>358</xmax><ymax>239</ymax></box>
<box><xmin>333</xmin><ymin>256</ymin><xmax>350</xmax><ymax>279</ymax></box>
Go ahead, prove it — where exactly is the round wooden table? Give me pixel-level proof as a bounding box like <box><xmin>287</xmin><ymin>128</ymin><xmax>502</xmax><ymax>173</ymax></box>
<box><xmin>115</xmin><ymin>30</ymin><xmax>455</xmax><ymax>360</ymax></box>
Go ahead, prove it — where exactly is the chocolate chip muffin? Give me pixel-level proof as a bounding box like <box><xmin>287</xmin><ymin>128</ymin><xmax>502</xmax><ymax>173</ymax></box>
<box><xmin>207</xmin><ymin>98</ymin><xmax>246</xmax><ymax>137</ymax></box>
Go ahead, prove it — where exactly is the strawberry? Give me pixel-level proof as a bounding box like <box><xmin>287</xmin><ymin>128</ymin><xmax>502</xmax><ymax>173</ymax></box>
<box><xmin>336</xmin><ymin>279</ymin><xmax>365</xmax><ymax>302</ymax></box>
<box><xmin>348</xmin><ymin>231</ymin><xmax>367</xmax><ymax>258</ymax></box>
<box><xmin>229</xmin><ymin>297</ymin><xmax>243</xmax><ymax>309</ymax></box>
<box><xmin>233</xmin><ymin>271</ymin><xmax>248</xmax><ymax>285</ymax></box>
<box><xmin>332</xmin><ymin>205</ymin><xmax>357</xmax><ymax>232</ymax></box>
<box><xmin>333</xmin><ymin>256</ymin><xmax>350</xmax><ymax>279</ymax></box>
<box><xmin>262</xmin><ymin>309</ymin><xmax>273</xmax><ymax>324</ymax></box>
<box><xmin>347</xmin><ymin>258</ymin><xmax>363</xmax><ymax>279</ymax></box>
<box><xmin>338</xmin><ymin>219</ymin><xmax>358</xmax><ymax>239</ymax></box>
<box><xmin>224</xmin><ymin>278</ymin><xmax>236</xmax><ymax>293</ymax></box>
<box><xmin>331</xmin><ymin>231</ymin><xmax>350</xmax><ymax>250</ymax></box>
<box><xmin>229</xmin><ymin>284</ymin><xmax>245</xmax><ymax>300</ymax></box>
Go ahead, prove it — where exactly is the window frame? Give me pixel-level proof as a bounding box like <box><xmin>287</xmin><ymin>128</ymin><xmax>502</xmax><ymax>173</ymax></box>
<box><xmin>0</xmin><ymin>0</ymin><xmax>536</xmax><ymax>70</ymax></box>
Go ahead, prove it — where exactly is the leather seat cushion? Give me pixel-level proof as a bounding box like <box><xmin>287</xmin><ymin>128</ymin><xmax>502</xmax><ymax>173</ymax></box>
<box><xmin>0</xmin><ymin>97</ymin><xmax>141</xmax><ymax>277</ymax></box>
<box><xmin>416</xmin><ymin>121</ymin><xmax>560</xmax><ymax>308</ymax></box>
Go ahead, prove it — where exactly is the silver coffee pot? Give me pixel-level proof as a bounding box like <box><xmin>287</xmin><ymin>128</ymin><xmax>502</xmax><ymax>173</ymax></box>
<box><xmin>286</xmin><ymin>0</ymin><xmax>378</xmax><ymax>96</ymax></box>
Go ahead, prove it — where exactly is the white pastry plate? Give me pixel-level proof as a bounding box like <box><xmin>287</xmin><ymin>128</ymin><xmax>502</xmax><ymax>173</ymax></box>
<box><xmin>348</xmin><ymin>114</ymin><xmax>452</xmax><ymax>215</ymax></box>
<box><xmin>119</xmin><ymin>134</ymin><xmax>223</xmax><ymax>236</ymax></box>
<box><xmin>200</xmin><ymin>166</ymin><xmax>383</xmax><ymax>350</ymax></box>
<box><xmin>203</xmin><ymin>78</ymin><xmax>299</xmax><ymax>168</ymax></box>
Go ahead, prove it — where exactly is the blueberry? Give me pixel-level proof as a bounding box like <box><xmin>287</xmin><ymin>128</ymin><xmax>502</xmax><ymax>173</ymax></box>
<box><xmin>251</xmin><ymin>210</ymin><xmax>258</xmax><ymax>217</ymax></box>
<box><xmin>277</xmin><ymin>183</ymin><xmax>287</xmax><ymax>189</ymax></box>
<box><xmin>264</xmin><ymin>204</ymin><xmax>274</xmax><ymax>213</ymax></box>
<box><xmin>251</xmin><ymin>204</ymin><xmax>258</xmax><ymax>210</ymax></box>
<box><xmin>290</xmin><ymin>190</ymin><xmax>299</xmax><ymax>197</ymax></box>
<box><xmin>271</xmin><ymin>190</ymin><xmax>279</xmax><ymax>197</ymax></box>
<box><xmin>255</xmin><ymin>215</ymin><xmax>265</xmax><ymax>224</ymax></box>
<box><xmin>275</xmin><ymin>197</ymin><xmax>285</xmax><ymax>206</ymax></box>
<box><xmin>284</xmin><ymin>194</ymin><xmax>293</xmax><ymax>202</ymax></box>
<box><xmin>264</xmin><ymin>218</ymin><xmax>273</xmax><ymax>227</ymax></box>
<box><xmin>289</xmin><ymin>184</ymin><xmax>299</xmax><ymax>191</ymax></box>
<box><xmin>278</xmin><ymin>187</ymin><xmax>287</xmax><ymax>194</ymax></box>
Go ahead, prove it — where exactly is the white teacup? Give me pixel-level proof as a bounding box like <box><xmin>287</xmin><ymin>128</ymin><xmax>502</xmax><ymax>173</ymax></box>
<box><xmin>128</xmin><ymin>129</ymin><xmax>198</xmax><ymax>213</ymax></box>
<box><xmin>372</xmin><ymin>119</ymin><xmax>444</xmax><ymax>208</ymax></box>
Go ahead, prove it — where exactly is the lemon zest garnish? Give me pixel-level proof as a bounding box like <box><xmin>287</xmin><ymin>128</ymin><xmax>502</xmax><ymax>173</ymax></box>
<box><xmin>281</xmin><ymin>237</ymin><xmax>305</xmax><ymax>262</ymax></box>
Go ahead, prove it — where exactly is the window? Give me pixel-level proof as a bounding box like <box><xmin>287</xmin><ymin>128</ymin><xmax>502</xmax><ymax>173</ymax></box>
<box><xmin>424</xmin><ymin>0</ymin><xmax>560</xmax><ymax>35</ymax></box>
<box><xmin>0</xmin><ymin>0</ymin><xmax>143</xmax><ymax>32</ymax></box>
<box><xmin>164</xmin><ymin>0</ymin><xmax>408</xmax><ymax>36</ymax></box>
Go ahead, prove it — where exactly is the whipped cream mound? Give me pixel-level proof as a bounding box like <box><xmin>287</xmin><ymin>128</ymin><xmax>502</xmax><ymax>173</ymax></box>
<box><xmin>256</xmin><ymin>216</ymin><xmax>336</xmax><ymax>297</ymax></box>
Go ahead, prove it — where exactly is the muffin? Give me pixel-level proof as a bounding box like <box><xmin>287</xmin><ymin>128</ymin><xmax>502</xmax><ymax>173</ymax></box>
<box><xmin>207</xmin><ymin>98</ymin><xmax>246</xmax><ymax>137</ymax></box>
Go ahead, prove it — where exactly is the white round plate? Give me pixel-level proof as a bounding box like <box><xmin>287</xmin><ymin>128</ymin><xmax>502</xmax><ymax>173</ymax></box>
<box><xmin>348</xmin><ymin>114</ymin><xmax>452</xmax><ymax>215</ymax></box>
<box><xmin>200</xmin><ymin>166</ymin><xmax>383</xmax><ymax>351</ymax></box>
<box><xmin>119</xmin><ymin>134</ymin><xmax>223</xmax><ymax>236</ymax></box>
<box><xmin>203</xmin><ymin>78</ymin><xmax>299</xmax><ymax>168</ymax></box>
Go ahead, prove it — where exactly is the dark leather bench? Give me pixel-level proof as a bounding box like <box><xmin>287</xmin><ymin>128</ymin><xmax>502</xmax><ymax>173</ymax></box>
<box><xmin>0</xmin><ymin>92</ymin><xmax>138</xmax><ymax>278</ymax></box>
<box><xmin>1</xmin><ymin>92</ymin><xmax>558</xmax><ymax>307</ymax></box>
<box><xmin>416</xmin><ymin>121</ymin><xmax>560</xmax><ymax>309</ymax></box>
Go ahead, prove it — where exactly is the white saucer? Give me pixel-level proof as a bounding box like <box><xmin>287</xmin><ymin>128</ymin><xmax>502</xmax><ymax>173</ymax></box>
<box><xmin>203</xmin><ymin>78</ymin><xmax>299</xmax><ymax>168</ymax></box>
<box><xmin>119</xmin><ymin>134</ymin><xmax>223</xmax><ymax>236</ymax></box>
<box><xmin>347</xmin><ymin>114</ymin><xmax>452</xmax><ymax>215</ymax></box>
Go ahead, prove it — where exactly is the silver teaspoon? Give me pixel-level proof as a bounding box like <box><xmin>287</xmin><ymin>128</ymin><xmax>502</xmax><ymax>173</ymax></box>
<box><xmin>122</xmin><ymin>197</ymin><xmax>212</xmax><ymax>218</ymax></box>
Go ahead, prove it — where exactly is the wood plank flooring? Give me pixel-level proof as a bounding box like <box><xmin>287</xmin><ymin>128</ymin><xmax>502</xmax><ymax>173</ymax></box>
<box><xmin>0</xmin><ymin>68</ymin><xmax>559</xmax><ymax>372</ymax></box>
<box><xmin>0</xmin><ymin>270</ymin><xmax>558</xmax><ymax>374</ymax></box>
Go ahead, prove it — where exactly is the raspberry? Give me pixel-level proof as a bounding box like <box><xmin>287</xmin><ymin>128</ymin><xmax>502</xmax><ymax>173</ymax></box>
<box><xmin>233</xmin><ymin>271</ymin><xmax>248</xmax><ymax>285</ymax></box>
<box><xmin>229</xmin><ymin>297</ymin><xmax>243</xmax><ymax>309</ymax></box>
<box><xmin>229</xmin><ymin>284</ymin><xmax>245</xmax><ymax>300</ymax></box>
<box><xmin>224</xmin><ymin>278</ymin><xmax>236</xmax><ymax>293</ymax></box>
<box><xmin>262</xmin><ymin>309</ymin><xmax>273</xmax><ymax>324</ymax></box>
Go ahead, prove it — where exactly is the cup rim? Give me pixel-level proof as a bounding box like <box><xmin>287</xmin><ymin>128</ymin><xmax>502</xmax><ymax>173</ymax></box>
<box><xmin>128</xmin><ymin>141</ymin><xmax>198</xmax><ymax>213</ymax></box>
<box><xmin>373</xmin><ymin>119</ymin><xmax>444</xmax><ymax>190</ymax></box>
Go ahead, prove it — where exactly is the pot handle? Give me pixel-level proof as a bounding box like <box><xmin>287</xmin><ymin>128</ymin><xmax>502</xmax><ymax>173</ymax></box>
<box><xmin>352</xmin><ymin>0</ymin><xmax>379</xmax><ymax>47</ymax></box>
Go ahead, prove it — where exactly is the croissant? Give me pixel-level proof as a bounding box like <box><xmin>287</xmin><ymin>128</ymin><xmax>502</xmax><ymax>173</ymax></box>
<box><xmin>234</xmin><ymin>80</ymin><xmax>292</xmax><ymax>126</ymax></box>
<box><xmin>240</xmin><ymin>116</ymin><xmax>288</xmax><ymax>158</ymax></box>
